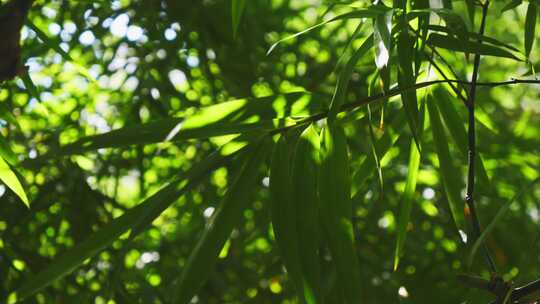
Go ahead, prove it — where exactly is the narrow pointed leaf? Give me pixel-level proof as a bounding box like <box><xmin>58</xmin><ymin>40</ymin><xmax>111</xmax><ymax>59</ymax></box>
<box><xmin>267</xmin><ymin>8</ymin><xmax>385</xmax><ymax>55</ymax></box>
<box><xmin>373</xmin><ymin>9</ymin><xmax>393</xmax><ymax>69</ymax></box>
<box><xmin>0</xmin><ymin>156</ymin><xmax>28</xmax><ymax>207</ymax></box>
<box><xmin>394</xmin><ymin>138</ymin><xmax>421</xmax><ymax>271</ymax></box>
<box><xmin>269</xmin><ymin>133</ymin><xmax>305</xmax><ymax>302</ymax></box>
<box><xmin>292</xmin><ymin>124</ymin><xmax>322</xmax><ymax>303</ymax></box>
<box><xmin>432</xmin><ymin>87</ymin><xmax>490</xmax><ymax>192</ymax></box>
<box><xmin>464</xmin><ymin>0</ymin><xmax>475</xmax><ymax>27</ymax></box>
<box><xmin>26</xmin><ymin>93</ymin><xmax>316</xmax><ymax>162</ymax></box>
<box><xmin>231</xmin><ymin>0</ymin><xmax>246</xmax><ymax>39</ymax></box>
<box><xmin>427</xmin><ymin>25</ymin><xmax>520</xmax><ymax>52</ymax></box>
<box><xmin>525</xmin><ymin>2</ymin><xmax>537</xmax><ymax>59</ymax></box>
<box><xmin>328</xmin><ymin>35</ymin><xmax>374</xmax><ymax>122</ymax></box>
<box><xmin>173</xmin><ymin>138</ymin><xmax>270</xmax><ymax>304</ymax></box>
<box><xmin>319</xmin><ymin>123</ymin><xmax>362</xmax><ymax>304</ymax></box>
<box><xmin>501</xmin><ymin>0</ymin><xmax>522</xmax><ymax>12</ymax></box>
<box><xmin>397</xmin><ymin>29</ymin><xmax>421</xmax><ymax>151</ymax></box>
<box><xmin>468</xmin><ymin>178</ymin><xmax>540</xmax><ymax>268</ymax></box>
<box><xmin>427</xmin><ymin>33</ymin><xmax>524</xmax><ymax>60</ymax></box>
<box><xmin>427</xmin><ymin>98</ymin><xmax>466</xmax><ymax>238</ymax></box>
<box><xmin>13</xmin><ymin>139</ymin><xmax>245</xmax><ymax>300</ymax></box>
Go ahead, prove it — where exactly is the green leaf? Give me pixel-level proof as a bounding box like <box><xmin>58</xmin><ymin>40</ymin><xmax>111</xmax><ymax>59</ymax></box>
<box><xmin>427</xmin><ymin>33</ymin><xmax>524</xmax><ymax>60</ymax></box>
<box><xmin>231</xmin><ymin>0</ymin><xmax>246</xmax><ymax>39</ymax></box>
<box><xmin>267</xmin><ymin>8</ymin><xmax>385</xmax><ymax>55</ymax></box>
<box><xmin>467</xmin><ymin>178</ymin><xmax>540</xmax><ymax>268</ymax></box>
<box><xmin>501</xmin><ymin>0</ymin><xmax>522</xmax><ymax>12</ymax></box>
<box><xmin>525</xmin><ymin>2</ymin><xmax>537</xmax><ymax>59</ymax></box>
<box><xmin>431</xmin><ymin>87</ymin><xmax>491</xmax><ymax>192</ymax></box>
<box><xmin>269</xmin><ymin>132</ymin><xmax>305</xmax><ymax>302</ymax></box>
<box><xmin>292</xmin><ymin>124</ymin><xmax>322</xmax><ymax>304</ymax></box>
<box><xmin>0</xmin><ymin>156</ymin><xmax>28</xmax><ymax>208</ymax></box>
<box><xmin>173</xmin><ymin>138</ymin><xmax>271</xmax><ymax>304</ymax></box>
<box><xmin>13</xmin><ymin>142</ymin><xmax>241</xmax><ymax>300</ymax></box>
<box><xmin>464</xmin><ymin>0</ymin><xmax>476</xmax><ymax>27</ymax></box>
<box><xmin>328</xmin><ymin>34</ymin><xmax>374</xmax><ymax>122</ymax></box>
<box><xmin>427</xmin><ymin>25</ymin><xmax>520</xmax><ymax>52</ymax></box>
<box><xmin>427</xmin><ymin>97</ymin><xmax>466</xmax><ymax>239</ymax></box>
<box><xmin>394</xmin><ymin>138</ymin><xmax>421</xmax><ymax>271</ymax></box>
<box><xmin>0</xmin><ymin>133</ymin><xmax>18</xmax><ymax>166</ymax></box>
<box><xmin>318</xmin><ymin>122</ymin><xmax>362</xmax><ymax>304</ymax></box>
<box><xmin>351</xmin><ymin>111</ymin><xmax>404</xmax><ymax>195</ymax></box>
<box><xmin>397</xmin><ymin>28</ymin><xmax>421</xmax><ymax>152</ymax></box>
<box><xmin>19</xmin><ymin>72</ymin><xmax>40</xmax><ymax>103</ymax></box>
<box><xmin>409</xmin><ymin>9</ymin><xmax>468</xmax><ymax>40</ymax></box>
<box><xmin>26</xmin><ymin>93</ymin><xmax>315</xmax><ymax>161</ymax></box>
<box><xmin>373</xmin><ymin>9</ymin><xmax>393</xmax><ymax>69</ymax></box>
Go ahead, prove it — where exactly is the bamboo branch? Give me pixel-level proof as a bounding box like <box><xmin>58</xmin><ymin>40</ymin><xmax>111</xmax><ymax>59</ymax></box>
<box><xmin>464</xmin><ymin>0</ymin><xmax>497</xmax><ymax>274</ymax></box>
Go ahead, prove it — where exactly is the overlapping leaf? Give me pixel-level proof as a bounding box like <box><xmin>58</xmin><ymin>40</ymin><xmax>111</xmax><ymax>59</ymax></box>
<box><xmin>319</xmin><ymin>122</ymin><xmax>361</xmax><ymax>303</ymax></box>
<box><xmin>173</xmin><ymin>138</ymin><xmax>271</xmax><ymax>304</ymax></box>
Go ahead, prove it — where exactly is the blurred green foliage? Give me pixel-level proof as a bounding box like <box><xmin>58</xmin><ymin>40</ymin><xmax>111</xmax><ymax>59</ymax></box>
<box><xmin>0</xmin><ymin>0</ymin><xmax>539</xmax><ymax>303</ymax></box>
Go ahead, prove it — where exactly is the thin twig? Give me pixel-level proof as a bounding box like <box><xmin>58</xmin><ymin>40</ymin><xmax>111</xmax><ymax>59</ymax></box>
<box><xmin>465</xmin><ymin>0</ymin><xmax>497</xmax><ymax>274</ymax></box>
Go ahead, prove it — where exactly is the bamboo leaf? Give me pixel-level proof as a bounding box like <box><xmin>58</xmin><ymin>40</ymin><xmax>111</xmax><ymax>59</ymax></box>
<box><xmin>427</xmin><ymin>33</ymin><xmax>524</xmax><ymax>60</ymax></box>
<box><xmin>468</xmin><ymin>178</ymin><xmax>540</xmax><ymax>268</ymax></box>
<box><xmin>292</xmin><ymin>124</ymin><xmax>322</xmax><ymax>303</ymax></box>
<box><xmin>13</xmin><ymin>142</ymin><xmax>242</xmax><ymax>300</ymax></box>
<box><xmin>394</xmin><ymin>138</ymin><xmax>421</xmax><ymax>270</ymax></box>
<box><xmin>501</xmin><ymin>0</ymin><xmax>523</xmax><ymax>12</ymax></box>
<box><xmin>397</xmin><ymin>28</ymin><xmax>421</xmax><ymax>152</ymax></box>
<box><xmin>373</xmin><ymin>9</ymin><xmax>393</xmax><ymax>69</ymax></box>
<box><xmin>328</xmin><ymin>35</ymin><xmax>374</xmax><ymax>122</ymax></box>
<box><xmin>26</xmin><ymin>93</ymin><xmax>316</xmax><ymax>161</ymax></box>
<box><xmin>0</xmin><ymin>133</ymin><xmax>18</xmax><ymax>166</ymax></box>
<box><xmin>432</xmin><ymin>87</ymin><xmax>491</xmax><ymax>192</ymax></box>
<box><xmin>231</xmin><ymin>0</ymin><xmax>246</xmax><ymax>39</ymax></box>
<box><xmin>269</xmin><ymin>132</ymin><xmax>305</xmax><ymax>302</ymax></box>
<box><xmin>173</xmin><ymin>138</ymin><xmax>271</xmax><ymax>304</ymax></box>
<box><xmin>427</xmin><ymin>97</ymin><xmax>466</xmax><ymax>239</ymax></box>
<box><xmin>525</xmin><ymin>2</ymin><xmax>537</xmax><ymax>59</ymax></box>
<box><xmin>267</xmin><ymin>8</ymin><xmax>385</xmax><ymax>55</ymax></box>
<box><xmin>464</xmin><ymin>0</ymin><xmax>476</xmax><ymax>28</ymax></box>
<box><xmin>319</xmin><ymin>122</ymin><xmax>361</xmax><ymax>304</ymax></box>
<box><xmin>427</xmin><ymin>25</ymin><xmax>520</xmax><ymax>52</ymax></box>
<box><xmin>0</xmin><ymin>156</ymin><xmax>28</xmax><ymax>208</ymax></box>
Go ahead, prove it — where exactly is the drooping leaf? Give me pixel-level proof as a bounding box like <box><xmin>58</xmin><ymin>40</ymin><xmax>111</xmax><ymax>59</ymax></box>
<box><xmin>427</xmin><ymin>25</ymin><xmax>520</xmax><ymax>52</ymax></box>
<box><xmin>501</xmin><ymin>0</ymin><xmax>523</xmax><ymax>12</ymax></box>
<box><xmin>525</xmin><ymin>2</ymin><xmax>537</xmax><ymax>59</ymax></box>
<box><xmin>394</xmin><ymin>138</ymin><xmax>421</xmax><ymax>270</ymax></box>
<box><xmin>464</xmin><ymin>0</ymin><xmax>476</xmax><ymax>28</ymax></box>
<box><xmin>173</xmin><ymin>138</ymin><xmax>271</xmax><ymax>304</ymax></box>
<box><xmin>267</xmin><ymin>8</ymin><xmax>386</xmax><ymax>55</ymax></box>
<box><xmin>328</xmin><ymin>34</ymin><xmax>374</xmax><ymax>122</ymax></box>
<box><xmin>19</xmin><ymin>72</ymin><xmax>40</xmax><ymax>103</ymax></box>
<box><xmin>269</xmin><ymin>132</ymin><xmax>305</xmax><ymax>302</ymax></box>
<box><xmin>231</xmin><ymin>0</ymin><xmax>246</xmax><ymax>39</ymax></box>
<box><xmin>427</xmin><ymin>97</ymin><xmax>466</xmax><ymax>239</ymax></box>
<box><xmin>427</xmin><ymin>33</ymin><xmax>524</xmax><ymax>60</ymax></box>
<box><xmin>468</xmin><ymin>178</ymin><xmax>540</xmax><ymax>268</ymax></box>
<box><xmin>318</xmin><ymin>122</ymin><xmax>362</xmax><ymax>304</ymax></box>
<box><xmin>0</xmin><ymin>133</ymin><xmax>17</xmax><ymax>166</ymax></box>
<box><xmin>397</xmin><ymin>28</ymin><xmax>421</xmax><ymax>151</ymax></box>
<box><xmin>0</xmin><ymin>155</ymin><xmax>28</xmax><ymax>208</ymax></box>
<box><xmin>26</xmin><ymin>93</ymin><xmax>317</xmax><ymax>161</ymax></box>
<box><xmin>13</xmin><ymin>133</ymin><xmax>254</xmax><ymax>300</ymax></box>
<box><xmin>351</xmin><ymin>111</ymin><xmax>404</xmax><ymax>196</ymax></box>
<box><xmin>373</xmin><ymin>8</ymin><xmax>393</xmax><ymax>69</ymax></box>
<box><xmin>431</xmin><ymin>87</ymin><xmax>491</xmax><ymax>192</ymax></box>
<box><xmin>292</xmin><ymin>124</ymin><xmax>322</xmax><ymax>304</ymax></box>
